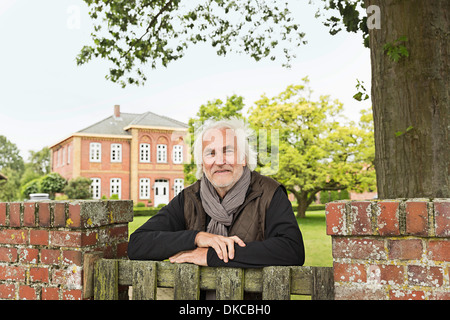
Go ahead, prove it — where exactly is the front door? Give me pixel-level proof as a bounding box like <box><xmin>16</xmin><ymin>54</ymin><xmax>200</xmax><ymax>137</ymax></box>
<box><xmin>154</xmin><ymin>179</ymin><xmax>169</xmax><ymax>207</ymax></box>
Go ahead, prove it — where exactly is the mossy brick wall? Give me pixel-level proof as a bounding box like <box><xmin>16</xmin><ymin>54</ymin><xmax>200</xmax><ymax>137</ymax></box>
<box><xmin>0</xmin><ymin>200</ymin><xmax>133</xmax><ymax>300</ymax></box>
<box><xmin>326</xmin><ymin>198</ymin><xmax>450</xmax><ymax>300</ymax></box>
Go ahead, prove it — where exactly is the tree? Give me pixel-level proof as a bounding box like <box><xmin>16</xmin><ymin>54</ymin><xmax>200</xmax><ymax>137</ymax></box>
<box><xmin>79</xmin><ymin>0</ymin><xmax>449</xmax><ymax>199</ymax></box>
<box><xmin>77</xmin><ymin>0</ymin><xmax>305</xmax><ymax>87</ymax></box>
<box><xmin>0</xmin><ymin>135</ymin><xmax>24</xmax><ymax>174</ymax></box>
<box><xmin>64</xmin><ymin>177</ymin><xmax>93</xmax><ymax>199</ymax></box>
<box><xmin>184</xmin><ymin>94</ymin><xmax>245</xmax><ymax>184</ymax></box>
<box><xmin>248</xmin><ymin>80</ymin><xmax>376</xmax><ymax>218</ymax></box>
<box><xmin>40</xmin><ymin>173</ymin><xmax>67</xmax><ymax>200</ymax></box>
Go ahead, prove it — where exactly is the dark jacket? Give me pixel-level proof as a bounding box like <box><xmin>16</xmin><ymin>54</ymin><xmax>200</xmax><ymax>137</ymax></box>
<box><xmin>128</xmin><ymin>172</ymin><xmax>305</xmax><ymax>268</ymax></box>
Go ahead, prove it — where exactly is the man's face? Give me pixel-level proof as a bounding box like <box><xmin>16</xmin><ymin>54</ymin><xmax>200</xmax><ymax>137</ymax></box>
<box><xmin>202</xmin><ymin>127</ymin><xmax>246</xmax><ymax>195</ymax></box>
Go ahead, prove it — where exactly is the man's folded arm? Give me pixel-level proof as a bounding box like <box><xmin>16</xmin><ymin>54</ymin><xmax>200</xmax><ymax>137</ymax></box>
<box><xmin>128</xmin><ymin>192</ymin><xmax>200</xmax><ymax>260</ymax></box>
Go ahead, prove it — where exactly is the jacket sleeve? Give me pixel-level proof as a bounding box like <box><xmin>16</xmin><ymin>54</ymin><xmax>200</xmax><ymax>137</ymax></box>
<box><xmin>127</xmin><ymin>191</ymin><xmax>200</xmax><ymax>260</ymax></box>
<box><xmin>206</xmin><ymin>186</ymin><xmax>305</xmax><ymax>268</ymax></box>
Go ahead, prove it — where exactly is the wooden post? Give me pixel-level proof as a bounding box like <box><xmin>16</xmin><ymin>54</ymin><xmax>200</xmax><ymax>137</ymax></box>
<box><xmin>262</xmin><ymin>266</ymin><xmax>291</xmax><ymax>300</ymax></box>
<box><xmin>216</xmin><ymin>267</ymin><xmax>244</xmax><ymax>300</ymax></box>
<box><xmin>94</xmin><ymin>259</ymin><xmax>118</xmax><ymax>300</ymax></box>
<box><xmin>311</xmin><ymin>267</ymin><xmax>334</xmax><ymax>300</ymax></box>
<box><xmin>132</xmin><ymin>261</ymin><xmax>157</xmax><ymax>300</ymax></box>
<box><xmin>174</xmin><ymin>263</ymin><xmax>200</xmax><ymax>300</ymax></box>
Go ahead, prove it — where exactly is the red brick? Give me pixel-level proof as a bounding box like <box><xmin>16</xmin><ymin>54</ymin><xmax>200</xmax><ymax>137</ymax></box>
<box><xmin>334</xmin><ymin>262</ymin><xmax>366</xmax><ymax>282</ymax></box>
<box><xmin>54</xmin><ymin>202</ymin><xmax>66</xmax><ymax>227</ymax></box>
<box><xmin>38</xmin><ymin>202</ymin><xmax>51</xmax><ymax>227</ymax></box>
<box><xmin>390</xmin><ymin>289</ymin><xmax>426</xmax><ymax>300</ymax></box>
<box><xmin>376</xmin><ymin>201</ymin><xmax>400</xmax><ymax>236</ymax></box>
<box><xmin>388</xmin><ymin>239</ymin><xmax>423</xmax><ymax>260</ymax></box>
<box><xmin>332</xmin><ymin>237</ymin><xmax>386</xmax><ymax>260</ymax></box>
<box><xmin>23</xmin><ymin>202</ymin><xmax>36</xmax><ymax>226</ymax></box>
<box><xmin>117</xmin><ymin>242</ymin><xmax>128</xmax><ymax>258</ymax></box>
<box><xmin>68</xmin><ymin>202</ymin><xmax>81</xmax><ymax>228</ymax></box>
<box><xmin>30</xmin><ymin>267</ymin><xmax>49</xmax><ymax>283</ymax></box>
<box><xmin>0</xmin><ymin>229</ymin><xmax>28</xmax><ymax>245</ymax></box>
<box><xmin>63</xmin><ymin>289</ymin><xmax>82</xmax><ymax>300</ymax></box>
<box><xmin>428</xmin><ymin>240</ymin><xmax>450</xmax><ymax>262</ymax></box>
<box><xmin>326</xmin><ymin>202</ymin><xmax>347</xmax><ymax>235</ymax></box>
<box><xmin>0</xmin><ymin>247</ymin><xmax>17</xmax><ymax>262</ymax></box>
<box><xmin>41</xmin><ymin>249</ymin><xmax>60</xmax><ymax>265</ymax></box>
<box><xmin>350</xmin><ymin>201</ymin><xmax>373</xmax><ymax>235</ymax></box>
<box><xmin>50</xmin><ymin>230</ymin><xmax>82</xmax><ymax>247</ymax></box>
<box><xmin>405</xmin><ymin>201</ymin><xmax>428</xmax><ymax>236</ymax></box>
<box><xmin>42</xmin><ymin>287</ymin><xmax>59</xmax><ymax>300</ymax></box>
<box><xmin>19</xmin><ymin>248</ymin><xmax>39</xmax><ymax>264</ymax></box>
<box><xmin>62</xmin><ymin>250</ymin><xmax>82</xmax><ymax>266</ymax></box>
<box><xmin>0</xmin><ymin>203</ymin><xmax>6</xmax><ymax>226</ymax></box>
<box><xmin>30</xmin><ymin>229</ymin><xmax>49</xmax><ymax>245</ymax></box>
<box><xmin>407</xmin><ymin>265</ymin><xmax>444</xmax><ymax>287</ymax></box>
<box><xmin>434</xmin><ymin>201</ymin><xmax>450</xmax><ymax>237</ymax></box>
<box><xmin>0</xmin><ymin>265</ymin><xmax>26</xmax><ymax>281</ymax></box>
<box><xmin>108</xmin><ymin>224</ymin><xmax>128</xmax><ymax>241</ymax></box>
<box><xmin>81</xmin><ymin>230</ymin><xmax>98</xmax><ymax>246</ymax></box>
<box><xmin>0</xmin><ymin>283</ymin><xmax>15</xmax><ymax>299</ymax></box>
<box><xmin>368</xmin><ymin>264</ymin><xmax>405</xmax><ymax>285</ymax></box>
<box><xmin>9</xmin><ymin>202</ymin><xmax>21</xmax><ymax>227</ymax></box>
<box><xmin>19</xmin><ymin>285</ymin><xmax>37</xmax><ymax>300</ymax></box>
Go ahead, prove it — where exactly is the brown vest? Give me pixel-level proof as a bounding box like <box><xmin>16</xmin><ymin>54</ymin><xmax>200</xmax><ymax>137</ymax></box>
<box><xmin>183</xmin><ymin>171</ymin><xmax>281</xmax><ymax>242</ymax></box>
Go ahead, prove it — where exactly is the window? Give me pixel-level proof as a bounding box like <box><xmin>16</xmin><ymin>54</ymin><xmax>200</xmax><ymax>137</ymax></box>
<box><xmin>139</xmin><ymin>178</ymin><xmax>150</xmax><ymax>199</ymax></box>
<box><xmin>157</xmin><ymin>144</ymin><xmax>167</xmax><ymax>163</ymax></box>
<box><xmin>174</xmin><ymin>179</ymin><xmax>184</xmax><ymax>196</ymax></box>
<box><xmin>110</xmin><ymin>178</ymin><xmax>121</xmax><ymax>199</ymax></box>
<box><xmin>111</xmin><ymin>143</ymin><xmax>122</xmax><ymax>162</ymax></box>
<box><xmin>67</xmin><ymin>145</ymin><xmax>71</xmax><ymax>164</ymax></box>
<box><xmin>90</xmin><ymin>178</ymin><xmax>101</xmax><ymax>199</ymax></box>
<box><xmin>173</xmin><ymin>145</ymin><xmax>183</xmax><ymax>164</ymax></box>
<box><xmin>90</xmin><ymin>143</ymin><xmax>101</xmax><ymax>162</ymax></box>
<box><xmin>140</xmin><ymin>143</ymin><xmax>150</xmax><ymax>163</ymax></box>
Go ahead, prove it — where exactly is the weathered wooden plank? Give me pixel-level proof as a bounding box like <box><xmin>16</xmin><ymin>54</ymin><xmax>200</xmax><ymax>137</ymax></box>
<box><xmin>290</xmin><ymin>266</ymin><xmax>313</xmax><ymax>295</ymax></box>
<box><xmin>132</xmin><ymin>261</ymin><xmax>157</xmax><ymax>300</ymax></box>
<box><xmin>216</xmin><ymin>267</ymin><xmax>244</xmax><ymax>300</ymax></box>
<box><xmin>83</xmin><ymin>252</ymin><xmax>103</xmax><ymax>299</ymax></box>
<box><xmin>94</xmin><ymin>259</ymin><xmax>118</xmax><ymax>300</ymax></box>
<box><xmin>311</xmin><ymin>267</ymin><xmax>334</xmax><ymax>300</ymax></box>
<box><xmin>174</xmin><ymin>263</ymin><xmax>200</xmax><ymax>300</ymax></box>
<box><xmin>262</xmin><ymin>266</ymin><xmax>291</xmax><ymax>300</ymax></box>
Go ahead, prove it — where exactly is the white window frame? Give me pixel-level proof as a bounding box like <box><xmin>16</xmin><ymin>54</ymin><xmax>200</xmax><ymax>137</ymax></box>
<box><xmin>67</xmin><ymin>145</ymin><xmax>71</xmax><ymax>164</ymax></box>
<box><xmin>90</xmin><ymin>178</ymin><xmax>101</xmax><ymax>199</ymax></box>
<box><xmin>139</xmin><ymin>178</ymin><xmax>150</xmax><ymax>199</ymax></box>
<box><xmin>157</xmin><ymin>144</ymin><xmax>167</xmax><ymax>163</ymax></box>
<box><xmin>90</xmin><ymin>143</ymin><xmax>101</xmax><ymax>162</ymax></box>
<box><xmin>110</xmin><ymin>178</ymin><xmax>121</xmax><ymax>199</ymax></box>
<box><xmin>110</xmin><ymin>143</ymin><xmax>122</xmax><ymax>163</ymax></box>
<box><xmin>140</xmin><ymin>143</ymin><xmax>150</xmax><ymax>163</ymax></box>
<box><xmin>174</xmin><ymin>179</ymin><xmax>184</xmax><ymax>197</ymax></box>
<box><xmin>172</xmin><ymin>145</ymin><xmax>183</xmax><ymax>164</ymax></box>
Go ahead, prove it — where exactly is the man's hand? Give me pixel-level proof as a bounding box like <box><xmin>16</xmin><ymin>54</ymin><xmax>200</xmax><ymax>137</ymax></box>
<box><xmin>169</xmin><ymin>248</ymin><xmax>208</xmax><ymax>266</ymax></box>
<box><xmin>194</xmin><ymin>232</ymin><xmax>246</xmax><ymax>263</ymax></box>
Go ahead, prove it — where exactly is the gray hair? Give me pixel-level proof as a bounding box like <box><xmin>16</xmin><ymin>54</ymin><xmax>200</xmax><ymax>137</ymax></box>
<box><xmin>193</xmin><ymin>117</ymin><xmax>257</xmax><ymax>179</ymax></box>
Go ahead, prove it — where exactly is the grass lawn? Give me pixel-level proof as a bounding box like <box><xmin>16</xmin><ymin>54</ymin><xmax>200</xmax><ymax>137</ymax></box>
<box><xmin>128</xmin><ymin>210</ymin><xmax>332</xmax><ymax>267</ymax></box>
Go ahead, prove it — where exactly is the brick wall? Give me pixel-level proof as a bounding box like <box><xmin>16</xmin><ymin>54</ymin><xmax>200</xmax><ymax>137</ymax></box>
<box><xmin>0</xmin><ymin>200</ymin><xmax>132</xmax><ymax>300</ymax></box>
<box><xmin>326</xmin><ymin>198</ymin><xmax>450</xmax><ymax>300</ymax></box>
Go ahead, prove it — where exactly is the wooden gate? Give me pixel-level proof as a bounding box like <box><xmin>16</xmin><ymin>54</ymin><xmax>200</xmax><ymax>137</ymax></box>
<box><xmin>92</xmin><ymin>258</ymin><xmax>334</xmax><ymax>300</ymax></box>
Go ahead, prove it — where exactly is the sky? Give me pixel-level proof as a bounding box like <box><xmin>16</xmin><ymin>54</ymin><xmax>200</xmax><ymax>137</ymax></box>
<box><xmin>0</xmin><ymin>0</ymin><xmax>371</xmax><ymax>159</ymax></box>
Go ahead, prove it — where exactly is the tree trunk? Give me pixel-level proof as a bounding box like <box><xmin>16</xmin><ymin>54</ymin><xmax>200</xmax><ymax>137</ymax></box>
<box><xmin>366</xmin><ymin>0</ymin><xmax>449</xmax><ymax>198</ymax></box>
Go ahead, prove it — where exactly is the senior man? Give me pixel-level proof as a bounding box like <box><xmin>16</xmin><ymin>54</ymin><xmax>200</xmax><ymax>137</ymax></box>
<box><xmin>128</xmin><ymin>118</ymin><xmax>304</xmax><ymax>268</ymax></box>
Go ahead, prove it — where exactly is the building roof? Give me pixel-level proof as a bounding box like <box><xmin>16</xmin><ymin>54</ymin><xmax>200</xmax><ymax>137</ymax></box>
<box><xmin>77</xmin><ymin>110</ymin><xmax>188</xmax><ymax>136</ymax></box>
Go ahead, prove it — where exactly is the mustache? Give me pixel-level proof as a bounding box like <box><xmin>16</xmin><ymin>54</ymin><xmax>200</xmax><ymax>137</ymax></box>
<box><xmin>212</xmin><ymin>166</ymin><xmax>233</xmax><ymax>173</ymax></box>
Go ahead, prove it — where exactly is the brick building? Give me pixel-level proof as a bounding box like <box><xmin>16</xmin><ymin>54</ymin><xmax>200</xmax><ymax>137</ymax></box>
<box><xmin>50</xmin><ymin>105</ymin><xmax>188</xmax><ymax>207</ymax></box>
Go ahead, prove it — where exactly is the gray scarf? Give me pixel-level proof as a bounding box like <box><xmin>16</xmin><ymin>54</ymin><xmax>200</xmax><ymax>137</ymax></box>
<box><xmin>200</xmin><ymin>166</ymin><xmax>251</xmax><ymax>236</ymax></box>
